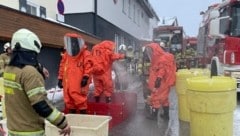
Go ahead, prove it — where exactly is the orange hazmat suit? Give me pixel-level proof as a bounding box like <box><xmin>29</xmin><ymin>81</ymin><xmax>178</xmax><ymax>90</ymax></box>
<box><xmin>146</xmin><ymin>43</ymin><xmax>176</xmax><ymax>109</ymax></box>
<box><xmin>58</xmin><ymin>33</ymin><xmax>93</xmax><ymax>112</ymax></box>
<box><xmin>92</xmin><ymin>40</ymin><xmax>124</xmax><ymax>98</ymax></box>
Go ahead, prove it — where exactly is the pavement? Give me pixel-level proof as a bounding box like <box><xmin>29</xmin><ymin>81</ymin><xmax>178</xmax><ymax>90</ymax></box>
<box><xmin>109</xmin><ymin>84</ymin><xmax>240</xmax><ymax>136</ymax></box>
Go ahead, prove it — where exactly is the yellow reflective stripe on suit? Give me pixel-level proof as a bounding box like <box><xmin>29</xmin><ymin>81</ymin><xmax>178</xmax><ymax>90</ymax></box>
<box><xmin>46</xmin><ymin>108</ymin><xmax>61</xmax><ymax>123</ymax></box>
<box><xmin>3</xmin><ymin>80</ymin><xmax>22</xmax><ymax>90</ymax></box>
<box><xmin>8</xmin><ymin>130</ymin><xmax>45</xmax><ymax>136</ymax></box>
<box><xmin>27</xmin><ymin>87</ymin><xmax>45</xmax><ymax>98</ymax></box>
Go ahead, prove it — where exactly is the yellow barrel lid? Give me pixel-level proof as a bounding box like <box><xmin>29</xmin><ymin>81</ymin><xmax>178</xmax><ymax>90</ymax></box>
<box><xmin>189</xmin><ymin>68</ymin><xmax>210</xmax><ymax>76</ymax></box>
<box><xmin>177</xmin><ymin>69</ymin><xmax>192</xmax><ymax>78</ymax></box>
<box><xmin>187</xmin><ymin>76</ymin><xmax>236</xmax><ymax>92</ymax></box>
<box><xmin>177</xmin><ymin>69</ymin><xmax>209</xmax><ymax>79</ymax></box>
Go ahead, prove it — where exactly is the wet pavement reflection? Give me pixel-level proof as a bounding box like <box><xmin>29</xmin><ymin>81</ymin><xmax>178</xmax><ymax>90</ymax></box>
<box><xmin>110</xmin><ymin>88</ymin><xmax>240</xmax><ymax>136</ymax></box>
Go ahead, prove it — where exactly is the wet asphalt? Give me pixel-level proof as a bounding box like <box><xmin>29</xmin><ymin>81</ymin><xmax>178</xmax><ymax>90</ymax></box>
<box><xmin>109</xmin><ymin>86</ymin><xmax>240</xmax><ymax>136</ymax></box>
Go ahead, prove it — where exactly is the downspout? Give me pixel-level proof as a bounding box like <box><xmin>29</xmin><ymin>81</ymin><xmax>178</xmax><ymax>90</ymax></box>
<box><xmin>94</xmin><ymin>0</ymin><xmax>97</xmax><ymax>35</ymax></box>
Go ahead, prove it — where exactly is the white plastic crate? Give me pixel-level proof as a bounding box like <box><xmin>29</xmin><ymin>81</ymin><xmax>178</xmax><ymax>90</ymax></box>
<box><xmin>45</xmin><ymin>114</ymin><xmax>111</xmax><ymax>136</ymax></box>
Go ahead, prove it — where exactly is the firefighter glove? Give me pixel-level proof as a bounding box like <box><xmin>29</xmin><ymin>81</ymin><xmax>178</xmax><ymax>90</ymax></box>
<box><xmin>58</xmin><ymin>79</ymin><xmax>63</xmax><ymax>88</ymax></box>
<box><xmin>154</xmin><ymin>77</ymin><xmax>161</xmax><ymax>88</ymax></box>
<box><xmin>81</xmin><ymin>76</ymin><xmax>89</xmax><ymax>87</ymax></box>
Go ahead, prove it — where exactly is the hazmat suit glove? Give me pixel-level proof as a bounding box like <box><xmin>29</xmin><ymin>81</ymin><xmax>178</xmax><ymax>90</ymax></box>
<box><xmin>154</xmin><ymin>77</ymin><xmax>161</xmax><ymax>88</ymax></box>
<box><xmin>124</xmin><ymin>56</ymin><xmax>132</xmax><ymax>62</ymax></box>
<box><xmin>58</xmin><ymin>79</ymin><xmax>63</xmax><ymax>89</ymax></box>
<box><xmin>81</xmin><ymin>76</ymin><xmax>89</xmax><ymax>87</ymax></box>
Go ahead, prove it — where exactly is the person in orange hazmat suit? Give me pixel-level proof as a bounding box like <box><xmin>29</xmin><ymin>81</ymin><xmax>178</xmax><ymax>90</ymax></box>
<box><xmin>92</xmin><ymin>40</ymin><xmax>125</xmax><ymax>103</ymax></box>
<box><xmin>145</xmin><ymin>42</ymin><xmax>176</xmax><ymax>120</ymax></box>
<box><xmin>58</xmin><ymin>33</ymin><xmax>93</xmax><ymax>114</ymax></box>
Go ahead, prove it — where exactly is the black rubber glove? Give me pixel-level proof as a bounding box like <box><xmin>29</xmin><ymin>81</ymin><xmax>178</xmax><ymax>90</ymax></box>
<box><xmin>81</xmin><ymin>76</ymin><xmax>89</xmax><ymax>87</ymax></box>
<box><xmin>125</xmin><ymin>56</ymin><xmax>132</xmax><ymax>62</ymax></box>
<box><xmin>154</xmin><ymin>77</ymin><xmax>161</xmax><ymax>88</ymax></box>
<box><xmin>58</xmin><ymin>79</ymin><xmax>63</xmax><ymax>88</ymax></box>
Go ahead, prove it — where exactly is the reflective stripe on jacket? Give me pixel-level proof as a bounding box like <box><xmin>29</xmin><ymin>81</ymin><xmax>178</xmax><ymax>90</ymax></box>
<box><xmin>8</xmin><ymin>130</ymin><xmax>45</xmax><ymax>136</ymax></box>
<box><xmin>4</xmin><ymin>65</ymin><xmax>67</xmax><ymax>133</ymax></box>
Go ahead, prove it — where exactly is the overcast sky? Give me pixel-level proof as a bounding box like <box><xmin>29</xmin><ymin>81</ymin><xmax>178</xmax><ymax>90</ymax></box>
<box><xmin>149</xmin><ymin>0</ymin><xmax>221</xmax><ymax>37</ymax></box>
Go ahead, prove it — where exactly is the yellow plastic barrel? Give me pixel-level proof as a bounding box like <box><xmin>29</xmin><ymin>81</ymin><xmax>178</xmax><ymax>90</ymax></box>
<box><xmin>187</xmin><ymin>76</ymin><xmax>236</xmax><ymax>136</ymax></box>
<box><xmin>189</xmin><ymin>68</ymin><xmax>210</xmax><ymax>76</ymax></box>
<box><xmin>176</xmin><ymin>68</ymin><xmax>210</xmax><ymax>122</ymax></box>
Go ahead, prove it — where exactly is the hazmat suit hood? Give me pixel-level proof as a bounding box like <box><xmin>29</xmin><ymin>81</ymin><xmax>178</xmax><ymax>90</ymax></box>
<box><xmin>64</xmin><ymin>33</ymin><xmax>86</xmax><ymax>58</ymax></box>
<box><xmin>145</xmin><ymin>43</ymin><xmax>165</xmax><ymax>62</ymax></box>
<box><xmin>101</xmin><ymin>40</ymin><xmax>116</xmax><ymax>52</ymax></box>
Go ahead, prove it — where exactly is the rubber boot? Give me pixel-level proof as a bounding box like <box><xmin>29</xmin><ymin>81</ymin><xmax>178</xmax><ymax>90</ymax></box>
<box><xmin>79</xmin><ymin>109</ymin><xmax>87</xmax><ymax>114</ymax></box>
<box><xmin>161</xmin><ymin>106</ymin><xmax>169</xmax><ymax>120</ymax></box>
<box><xmin>95</xmin><ymin>96</ymin><xmax>100</xmax><ymax>103</ymax></box>
<box><xmin>68</xmin><ymin>109</ymin><xmax>77</xmax><ymax>114</ymax></box>
<box><xmin>105</xmin><ymin>97</ymin><xmax>111</xmax><ymax>103</ymax></box>
<box><xmin>146</xmin><ymin>107</ymin><xmax>158</xmax><ymax>120</ymax></box>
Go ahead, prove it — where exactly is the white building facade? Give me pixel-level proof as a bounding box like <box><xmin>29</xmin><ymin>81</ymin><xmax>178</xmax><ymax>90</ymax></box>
<box><xmin>64</xmin><ymin>0</ymin><xmax>159</xmax><ymax>49</ymax></box>
<box><xmin>0</xmin><ymin>0</ymin><xmax>59</xmax><ymax>20</ymax></box>
<box><xmin>0</xmin><ymin>0</ymin><xmax>159</xmax><ymax>49</ymax></box>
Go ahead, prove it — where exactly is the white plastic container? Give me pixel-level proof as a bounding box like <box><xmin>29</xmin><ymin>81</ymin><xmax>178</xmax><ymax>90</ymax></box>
<box><xmin>45</xmin><ymin>114</ymin><xmax>111</xmax><ymax>136</ymax></box>
<box><xmin>0</xmin><ymin>119</ymin><xmax>8</xmax><ymax>136</ymax></box>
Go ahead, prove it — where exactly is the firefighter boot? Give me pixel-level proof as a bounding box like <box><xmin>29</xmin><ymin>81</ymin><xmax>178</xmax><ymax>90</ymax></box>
<box><xmin>146</xmin><ymin>107</ymin><xmax>158</xmax><ymax>120</ymax></box>
<box><xmin>105</xmin><ymin>97</ymin><xmax>111</xmax><ymax>103</ymax></box>
<box><xmin>161</xmin><ymin>106</ymin><xmax>169</xmax><ymax>120</ymax></box>
<box><xmin>69</xmin><ymin>109</ymin><xmax>77</xmax><ymax>114</ymax></box>
<box><xmin>95</xmin><ymin>96</ymin><xmax>100</xmax><ymax>103</ymax></box>
<box><xmin>79</xmin><ymin>109</ymin><xmax>87</xmax><ymax>114</ymax></box>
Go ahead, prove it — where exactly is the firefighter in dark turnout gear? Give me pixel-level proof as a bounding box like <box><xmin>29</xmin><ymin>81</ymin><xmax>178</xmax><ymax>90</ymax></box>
<box><xmin>4</xmin><ymin>28</ymin><xmax>70</xmax><ymax>136</ymax></box>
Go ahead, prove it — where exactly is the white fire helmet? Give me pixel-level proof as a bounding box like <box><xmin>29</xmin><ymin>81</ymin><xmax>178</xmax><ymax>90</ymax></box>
<box><xmin>119</xmin><ymin>44</ymin><xmax>126</xmax><ymax>51</ymax></box>
<box><xmin>11</xmin><ymin>28</ymin><xmax>42</xmax><ymax>53</ymax></box>
<box><xmin>160</xmin><ymin>42</ymin><xmax>166</xmax><ymax>48</ymax></box>
<box><xmin>128</xmin><ymin>45</ymin><xmax>133</xmax><ymax>49</ymax></box>
<box><xmin>3</xmin><ymin>42</ymin><xmax>10</xmax><ymax>52</ymax></box>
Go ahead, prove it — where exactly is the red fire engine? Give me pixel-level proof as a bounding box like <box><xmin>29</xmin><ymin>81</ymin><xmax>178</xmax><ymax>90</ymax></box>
<box><xmin>197</xmin><ymin>0</ymin><xmax>240</xmax><ymax>92</ymax></box>
<box><xmin>153</xmin><ymin>25</ymin><xmax>184</xmax><ymax>55</ymax></box>
<box><xmin>152</xmin><ymin>25</ymin><xmax>186</xmax><ymax>69</ymax></box>
<box><xmin>183</xmin><ymin>37</ymin><xmax>198</xmax><ymax>68</ymax></box>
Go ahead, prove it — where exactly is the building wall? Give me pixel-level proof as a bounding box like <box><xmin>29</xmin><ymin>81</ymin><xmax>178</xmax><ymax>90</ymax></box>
<box><xmin>149</xmin><ymin>17</ymin><xmax>159</xmax><ymax>40</ymax></box>
<box><xmin>0</xmin><ymin>0</ymin><xmax>19</xmax><ymax>9</ymax></box>
<box><xmin>38</xmin><ymin>46</ymin><xmax>62</xmax><ymax>89</ymax></box>
<box><xmin>0</xmin><ymin>0</ymin><xmax>57</xmax><ymax>19</ymax></box>
<box><xmin>0</xmin><ymin>3</ymin><xmax>101</xmax><ymax>89</ymax></box>
<box><xmin>64</xmin><ymin>0</ymin><xmax>155</xmax><ymax>40</ymax></box>
<box><xmin>97</xmin><ymin>0</ymin><xmax>152</xmax><ymax>40</ymax></box>
<box><xmin>64</xmin><ymin>0</ymin><xmax>94</xmax><ymax>14</ymax></box>
<box><xmin>64</xmin><ymin>13</ymin><xmax>95</xmax><ymax>35</ymax></box>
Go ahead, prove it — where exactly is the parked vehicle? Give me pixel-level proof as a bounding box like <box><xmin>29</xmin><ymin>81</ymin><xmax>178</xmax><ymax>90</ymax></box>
<box><xmin>197</xmin><ymin>0</ymin><xmax>240</xmax><ymax>92</ymax></box>
<box><xmin>153</xmin><ymin>25</ymin><xmax>185</xmax><ymax>69</ymax></box>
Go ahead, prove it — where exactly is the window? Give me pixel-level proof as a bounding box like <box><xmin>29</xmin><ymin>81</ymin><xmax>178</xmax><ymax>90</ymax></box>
<box><xmin>122</xmin><ymin>0</ymin><xmax>127</xmax><ymax>14</ymax></box>
<box><xmin>133</xmin><ymin>4</ymin><xmax>136</xmax><ymax>23</ymax></box>
<box><xmin>219</xmin><ymin>7</ymin><xmax>228</xmax><ymax>17</ymax></box>
<box><xmin>115</xmin><ymin>33</ymin><xmax>120</xmax><ymax>52</ymax></box>
<box><xmin>230</xmin><ymin>4</ymin><xmax>240</xmax><ymax>36</ymax></box>
<box><xmin>137</xmin><ymin>9</ymin><xmax>140</xmax><ymax>26</ymax></box>
<box><xmin>26</xmin><ymin>1</ymin><xmax>40</xmax><ymax>16</ymax></box>
<box><xmin>128</xmin><ymin>0</ymin><xmax>132</xmax><ymax>18</ymax></box>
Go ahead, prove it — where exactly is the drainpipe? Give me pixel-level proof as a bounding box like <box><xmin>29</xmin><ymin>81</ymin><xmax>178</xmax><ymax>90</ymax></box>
<box><xmin>94</xmin><ymin>0</ymin><xmax>97</xmax><ymax>35</ymax></box>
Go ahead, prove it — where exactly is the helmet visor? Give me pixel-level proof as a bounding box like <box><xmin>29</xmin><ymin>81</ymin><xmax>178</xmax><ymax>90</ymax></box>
<box><xmin>64</xmin><ymin>36</ymin><xmax>85</xmax><ymax>56</ymax></box>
